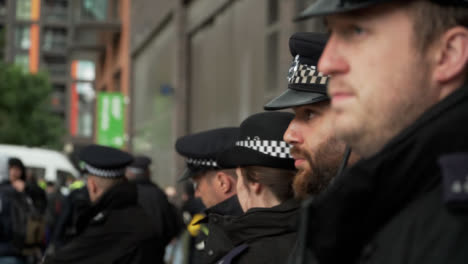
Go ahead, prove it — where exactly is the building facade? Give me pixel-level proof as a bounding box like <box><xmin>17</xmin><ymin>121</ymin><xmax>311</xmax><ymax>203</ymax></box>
<box><xmin>0</xmin><ymin>0</ymin><xmax>70</xmax><ymax>130</ymax></box>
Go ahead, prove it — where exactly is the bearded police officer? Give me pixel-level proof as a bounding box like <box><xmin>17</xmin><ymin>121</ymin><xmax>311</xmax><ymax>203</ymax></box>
<box><xmin>43</xmin><ymin>145</ymin><xmax>160</xmax><ymax>264</ymax></box>
<box><xmin>175</xmin><ymin>127</ymin><xmax>243</xmax><ymax>264</ymax></box>
<box><xmin>294</xmin><ymin>0</ymin><xmax>468</xmax><ymax>263</ymax></box>
<box><xmin>264</xmin><ymin>32</ymin><xmax>355</xmax><ymax>200</ymax></box>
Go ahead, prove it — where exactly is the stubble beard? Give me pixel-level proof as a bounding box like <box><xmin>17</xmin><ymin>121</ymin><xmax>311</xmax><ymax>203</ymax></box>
<box><xmin>329</xmin><ymin>60</ymin><xmax>432</xmax><ymax>158</ymax></box>
<box><xmin>291</xmin><ymin>137</ymin><xmax>345</xmax><ymax>200</ymax></box>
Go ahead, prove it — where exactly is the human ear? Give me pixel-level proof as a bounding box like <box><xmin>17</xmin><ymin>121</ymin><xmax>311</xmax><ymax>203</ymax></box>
<box><xmin>433</xmin><ymin>27</ymin><xmax>468</xmax><ymax>85</ymax></box>
<box><xmin>215</xmin><ymin>172</ymin><xmax>231</xmax><ymax>194</ymax></box>
<box><xmin>87</xmin><ymin>177</ymin><xmax>97</xmax><ymax>196</ymax></box>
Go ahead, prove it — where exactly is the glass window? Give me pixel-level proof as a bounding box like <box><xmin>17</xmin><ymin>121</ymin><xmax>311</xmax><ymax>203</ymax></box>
<box><xmin>76</xmin><ymin>82</ymin><xmax>95</xmax><ymax>137</ymax></box>
<box><xmin>43</xmin><ymin>28</ymin><xmax>67</xmax><ymax>52</ymax></box>
<box><xmin>15</xmin><ymin>53</ymin><xmax>29</xmax><ymax>71</ymax></box>
<box><xmin>0</xmin><ymin>0</ymin><xmax>7</xmax><ymax>17</ymax></box>
<box><xmin>81</xmin><ymin>0</ymin><xmax>107</xmax><ymax>21</ymax></box>
<box><xmin>75</xmin><ymin>60</ymin><xmax>95</xmax><ymax>81</ymax></box>
<box><xmin>51</xmin><ymin>89</ymin><xmax>65</xmax><ymax>109</ymax></box>
<box><xmin>15</xmin><ymin>26</ymin><xmax>31</xmax><ymax>50</ymax></box>
<box><xmin>45</xmin><ymin>57</ymin><xmax>67</xmax><ymax>77</ymax></box>
<box><xmin>16</xmin><ymin>0</ymin><xmax>32</xmax><ymax>20</ymax></box>
<box><xmin>44</xmin><ymin>0</ymin><xmax>68</xmax><ymax>22</ymax></box>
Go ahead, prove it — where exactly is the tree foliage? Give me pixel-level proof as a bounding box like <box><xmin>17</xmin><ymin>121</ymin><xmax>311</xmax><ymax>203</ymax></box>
<box><xmin>0</xmin><ymin>63</ymin><xmax>65</xmax><ymax>149</ymax></box>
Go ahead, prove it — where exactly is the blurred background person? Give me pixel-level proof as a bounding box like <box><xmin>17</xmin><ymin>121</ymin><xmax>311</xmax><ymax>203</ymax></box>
<box><xmin>0</xmin><ymin>154</ymin><xmax>26</xmax><ymax>264</ymax></box>
<box><xmin>125</xmin><ymin>155</ymin><xmax>183</xmax><ymax>259</ymax></box>
<box><xmin>43</xmin><ymin>144</ymin><xmax>160</xmax><ymax>264</ymax></box>
<box><xmin>47</xmin><ymin>177</ymin><xmax>89</xmax><ymax>253</ymax></box>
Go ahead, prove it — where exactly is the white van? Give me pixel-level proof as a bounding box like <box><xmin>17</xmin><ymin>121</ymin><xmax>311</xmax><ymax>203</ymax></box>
<box><xmin>0</xmin><ymin>144</ymin><xmax>79</xmax><ymax>182</ymax></box>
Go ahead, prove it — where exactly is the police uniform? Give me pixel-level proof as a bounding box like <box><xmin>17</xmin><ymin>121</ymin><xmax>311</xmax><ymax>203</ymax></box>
<box><xmin>203</xmin><ymin>112</ymin><xmax>299</xmax><ymax>264</ymax></box>
<box><xmin>127</xmin><ymin>156</ymin><xmax>183</xmax><ymax>251</ymax></box>
<box><xmin>291</xmin><ymin>1</ymin><xmax>468</xmax><ymax>264</ymax></box>
<box><xmin>43</xmin><ymin>145</ymin><xmax>161</xmax><ymax>264</ymax></box>
<box><xmin>175</xmin><ymin>128</ymin><xmax>243</xmax><ymax>264</ymax></box>
<box><xmin>263</xmin><ymin>32</ymin><xmax>337</xmax><ymax>264</ymax></box>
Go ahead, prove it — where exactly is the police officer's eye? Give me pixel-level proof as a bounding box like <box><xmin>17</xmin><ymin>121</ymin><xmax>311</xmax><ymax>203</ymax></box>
<box><xmin>340</xmin><ymin>25</ymin><xmax>365</xmax><ymax>38</ymax></box>
<box><xmin>305</xmin><ymin>110</ymin><xmax>316</xmax><ymax>121</ymax></box>
<box><xmin>353</xmin><ymin>25</ymin><xmax>364</xmax><ymax>35</ymax></box>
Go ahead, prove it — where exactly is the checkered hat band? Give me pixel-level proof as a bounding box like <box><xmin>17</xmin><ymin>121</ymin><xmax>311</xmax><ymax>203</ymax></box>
<box><xmin>235</xmin><ymin>140</ymin><xmax>293</xmax><ymax>159</ymax></box>
<box><xmin>84</xmin><ymin>163</ymin><xmax>125</xmax><ymax>178</ymax></box>
<box><xmin>187</xmin><ymin>158</ymin><xmax>218</xmax><ymax>168</ymax></box>
<box><xmin>289</xmin><ymin>64</ymin><xmax>328</xmax><ymax>85</ymax></box>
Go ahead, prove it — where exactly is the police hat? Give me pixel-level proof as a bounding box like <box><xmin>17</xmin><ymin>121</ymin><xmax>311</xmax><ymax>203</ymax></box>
<box><xmin>264</xmin><ymin>32</ymin><xmax>329</xmax><ymax>111</ymax></box>
<box><xmin>80</xmin><ymin>144</ymin><xmax>133</xmax><ymax>178</ymax></box>
<box><xmin>297</xmin><ymin>0</ymin><xmax>468</xmax><ymax>20</ymax></box>
<box><xmin>217</xmin><ymin>112</ymin><xmax>295</xmax><ymax>170</ymax></box>
<box><xmin>175</xmin><ymin>127</ymin><xmax>239</xmax><ymax>181</ymax></box>
<box><xmin>127</xmin><ymin>155</ymin><xmax>151</xmax><ymax>174</ymax></box>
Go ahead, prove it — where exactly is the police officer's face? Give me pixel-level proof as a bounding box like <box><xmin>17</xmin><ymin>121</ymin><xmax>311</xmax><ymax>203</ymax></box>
<box><xmin>284</xmin><ymin>102</ymin><xmax>345</xmax><ymax>198</ymax></box>
<box><xmin>319</xmin><ymin>4</ymin><xmax>436</xmax><ymax>157</ymax></box>
<box><xmin>193</xmin><ymin>171</ymin><xmax>222</xmax><ymax>208</ymax></box>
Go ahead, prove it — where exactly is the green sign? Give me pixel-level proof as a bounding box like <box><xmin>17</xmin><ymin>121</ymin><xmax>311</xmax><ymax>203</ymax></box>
<box><xmin>97</xmin><ymin>92</ymin><xmax>125</xmax><ymax>148</ymax></box>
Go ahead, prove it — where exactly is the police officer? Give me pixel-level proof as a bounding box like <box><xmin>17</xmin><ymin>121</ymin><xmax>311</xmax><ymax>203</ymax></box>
<box><xmin>264</xmin><ymin>32</ymin><xmax>354</xmax><ymax>200</ymax></box>
<box><xmin>294</xmin><ymin>0</ymin><xmax>468</xmax><ymax>263</ymax></box>
<box><xmin>213</xmin><ymin>112</ymin><xmax>298</xmax><ymax>264</ymax></box>
<box><xmin>43</xmin><ymin>145</ymin><xmax>160</xmax><ymax>264</ymax></box>
<box><xmin>126</xmin><ymin>156</ymin><xmax>183</xmax><ymax>251</ymax></box>
<box><xmin>175</xmin><ymin>127</ymin><xmax>243</xmax><ymax>264</ymax></box>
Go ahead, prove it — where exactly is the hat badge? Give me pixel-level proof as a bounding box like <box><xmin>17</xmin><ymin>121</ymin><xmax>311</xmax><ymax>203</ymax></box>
<box><xmin>287</xmin><ymin>55</ymin><xmax>300</xmax><ymax>83</ymax></box>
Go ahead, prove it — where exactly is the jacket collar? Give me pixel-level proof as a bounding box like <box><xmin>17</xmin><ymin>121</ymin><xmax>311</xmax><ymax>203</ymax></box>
<box><xmin>204</xmin><ymin>195</ymin><xmax>244</xmax><ymax>217</ymax></box>
<box><xmin>224</xmin><ymin>199</ymin><xmax>299</xmax><ymax>245</ymax></box>
<box><xmin>309</xmin><ymin>82</ymin><xmax>468</xmax><ymax>263</ymax></box>
<box><xmin>79</xmin><ymin>181</ymin><xmax>137</xmax><ymax>228</ymax></box>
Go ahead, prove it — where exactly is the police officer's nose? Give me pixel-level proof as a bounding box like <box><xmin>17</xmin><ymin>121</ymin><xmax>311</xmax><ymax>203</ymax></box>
<box><xmin>318</xmin><ymin>35</ymin><xmax>349</xmax><ymax>77</ymax></box>
<box><xmin>284</xmin><ymin>120</ymin><xmax>303</xmax><ymax>146</ymax></box>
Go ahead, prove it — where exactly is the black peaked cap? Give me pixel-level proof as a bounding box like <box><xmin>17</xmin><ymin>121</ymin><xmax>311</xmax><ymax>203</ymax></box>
<box><xmin>129</xmin><ymin>155</ymin><xmax>152</xmax><ymax>170</ymax></box>
<box><xmin>176</xmin><ymin>127</ymin><xmax>239</xmax><ymax>181</ymax></box>
<box><xmin>296</xmin><ymin>0</ymin><xmax>468</xmax><ymax>21</ymax></box>
<box><xmin>264</xmin><ymin>32</ymin><xmax>329</xmax><ymax>110</ymax></box>
<box><xmin>80</xmin><ymin>144</ymin><xmax>133</xmax><ymax>178</ymax></box>
<box><xmin>217</xmin><ymin>112</ymin><xmax>295</xmax><ymax>170</ymax></box>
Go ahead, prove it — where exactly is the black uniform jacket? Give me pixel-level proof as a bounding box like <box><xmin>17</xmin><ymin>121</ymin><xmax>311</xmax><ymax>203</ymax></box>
<box><xmin>135</xmin><ymin>178</ymin><xmax>182</xmax><ymax>246</ymax></box>
<box><xmin>211</xmin><ymin>199</ymin><xmax>299</xmax><ymax>264</ymax></box>
<box><xmin>43</xmin><ymin>182</ymin><xmax>161</xmax><ymax>264</ymax></box>
<box><xmin>302</xmin><ymin>82</ymin><xmax>468</xmax><ymax>264</ymax></box>
<box><xmin>195</xmin><ymin>195</ymin><xmax>244</xmax><ymax>264</ymax></box>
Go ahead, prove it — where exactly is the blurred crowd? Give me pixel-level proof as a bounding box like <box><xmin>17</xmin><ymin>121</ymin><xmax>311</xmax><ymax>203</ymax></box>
<box><xmin>0</xmin><ymin>152</ymin><xmax>210</xmax><ymax>264</ymax></box>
